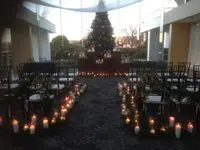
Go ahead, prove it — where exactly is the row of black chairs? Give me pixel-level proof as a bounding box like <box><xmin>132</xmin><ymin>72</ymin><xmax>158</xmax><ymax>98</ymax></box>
<box><xmin>128</xmin><ymin>61</ymin><xmax>200</xmax><ymax>130</ymax></box>
<box><xmin>0</xmin><ymin>62</ymin><xmax>78</xmax><ymax>123</ymax></box>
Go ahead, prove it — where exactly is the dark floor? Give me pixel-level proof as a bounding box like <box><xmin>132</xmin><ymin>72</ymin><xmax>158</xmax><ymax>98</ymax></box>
<box><xmin>1</xmin><ymin>77</ymin><xmax>200</xmax><ymax>150</ymax></box>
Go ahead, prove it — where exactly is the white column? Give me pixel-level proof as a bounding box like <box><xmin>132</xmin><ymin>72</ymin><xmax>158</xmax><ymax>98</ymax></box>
<box><xmin>147</xmin><ymin>28</ymin><xmax>161</xmax><ymax>61</ymax></box>
<box><xmin>38</xmin><ymin>29</ymin><xmax>51</xmax><ymax>61</ymax></box>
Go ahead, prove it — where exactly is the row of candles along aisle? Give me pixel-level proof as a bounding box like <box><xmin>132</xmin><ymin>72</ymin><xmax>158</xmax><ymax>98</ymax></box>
<box><xmin>78</xmin><ymin>72</ymin><xmax>127</xmax><ymax>77</ymax></box>
<box><xmin>11</xmin><ymin>83</ymin><xmax>87</xmax><ymax>135</ymax></box>
<box><xmin>117</xmin><ymin>82</ymin><xmax>194</xmax><ymax>139</ymax></box>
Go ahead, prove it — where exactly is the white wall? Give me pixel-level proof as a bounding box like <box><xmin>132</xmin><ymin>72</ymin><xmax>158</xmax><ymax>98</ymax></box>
<box><xmin>188</xmin><ymin>23</ymin><xmax>200</xmax><ymax>65</ymax></box>
<box><xmin>30</xmin><ymin>26</ymin><xmax>39</xmax><ymax>61</ymax></box>
<box><xmin>38</xmin><ymin>29</ymin><xmax>51</xmax><ymax>61</ymax></box>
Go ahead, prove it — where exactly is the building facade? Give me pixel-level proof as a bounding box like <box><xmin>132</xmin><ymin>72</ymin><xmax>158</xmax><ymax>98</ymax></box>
<box><xmin>141</xmin><ymin>0</ymin><xmax>200</xmax><ymax>65</ymax></box>
<box><xmin>0</xmin><ymin>5</ymin><xmax>55</xmax><ymax>72</ymax></box>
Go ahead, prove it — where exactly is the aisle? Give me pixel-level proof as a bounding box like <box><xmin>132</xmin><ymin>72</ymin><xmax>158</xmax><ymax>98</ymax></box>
<box><xmin>2</xmin><ymin>77</ymin><xmax>200</xmax><ymax>150</ymax></box>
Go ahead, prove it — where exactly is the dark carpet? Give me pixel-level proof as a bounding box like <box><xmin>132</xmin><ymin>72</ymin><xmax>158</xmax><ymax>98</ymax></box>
<box><xmin>1</xmin><ymin>77</ymin><xmax>200</xmax><ymax>150</ymax></box>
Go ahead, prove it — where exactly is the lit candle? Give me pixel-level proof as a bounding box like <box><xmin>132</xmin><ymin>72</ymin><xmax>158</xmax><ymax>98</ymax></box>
<box><xmin>150</xmin><ymin>129</ymin><xmax>155</xmax><ymax>134</ymax></box>
<box><xmin>169</xmin><ymin>116</ymin><xmax>175</xmax><ymax>127</ymax></box>
<box><xmin>121</xmin><ymin>109</ymin><xmax>127</xmax><ymax>116</ymax></box>
<box><xmin>51</xmin><ymin>118</ymin><xmax>56</xmax><ymax>124</ymax></box>
<box><xmin>125</xmin><ymin>117</ymin><xmax>131</xmax><ymax>124</ymax></box>
<box><xmin>66</xmin><ymin>103</ymin><xmax>71</xmax><ymax>109</ymax></box>
<box><xmin>134</xmin><ymin>125</ymin><xmax>140</xmax><ymax>135</ymax></box>
<box><xmin>65</xmin><ymin>96</ymin><xmax>69</xmax><ymax>101</ymax></box>
<box><xmin>123</xmin><ymin>83</ymin><xmax>127</xmax><ymax>87</ymax></box>
<box><xmin>31</xmin><ymin>115</ymin><xmax>37</xmax><ymax>125</ymax></box>
<box><xmin>12</xmin><ymin>119</ymin><xmax>19</xmax><ymax>133</ymax></box>
<box><xmin>149</xmin><ymin>118</ymin><xmax>155</xmax><ymax>126</ymax></box>
<box><xmin>175</xmin><ymin>123</ymin><xmax>181</xmax><ymax>139</ymax></box>
<box><xmin>0</xmin><ymin>116</ymin><xmax>3</xmax><ymax>126</ymax></box>
<box><xmin>43</xmin><ymin>118</ymin><xmax>49</xmax><ymax>128</ymax></box>
<box><xmin>68</xmin><ymin>100</ymin><xmax>72</xmax><ymax>105</ymax></box>
<box><xmin>24</xmin><ymin>124</ymin><xmax>29</xmax><ymax>132</ymax></box>
<box><xmin>122</xmin><ymin>96</ymin><xmax>126</xmax><ymax>102</ymax></box>
<box><xmin>160</xmin><ymin>126</ymin><xmax>166</xmax><ymax>132</ymax></box>
<box><xmin>187</xmin><ymin>122</ymin><xmax>193</xmax><ymax>133</ymax></box>
<box><xmin>54</xmin><ymin>111</ymin><xmax>59</xmax><ymax>119</ymax></box>
<box><xmin>121</xmin><ymin>104</ymin><xmax>126</xmax><ymax>109</ymax></box>
<box><xmin>61</xmin><ymin>108</ymin><xmax>67</xmax><ymax>116</ymax></box>
<box><xmin>30</xmin><ymin>124</ymin><xmax>35</xmax><ymax>135</ymax></box>
<box><xmin>60</xmin><ymin>116</ymin><xmax>66</xmax><ymax>121</ymax></box>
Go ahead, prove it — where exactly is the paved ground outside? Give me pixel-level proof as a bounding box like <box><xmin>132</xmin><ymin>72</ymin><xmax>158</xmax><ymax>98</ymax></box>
<box><xmin>0</xmin><ymin>77</ymin><xmax>200</xmax><ymax>150</ymax></box>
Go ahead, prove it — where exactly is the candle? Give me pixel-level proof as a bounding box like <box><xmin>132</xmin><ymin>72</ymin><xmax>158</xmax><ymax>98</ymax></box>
<box><xmin>123</xmin><ymin>83</ymin><xmax>127</xmax><ymax>87</ymax></box>
<box><xmin>121</xmin><ymin>109</ymin><xmax>127</xmax><ymax>116</ymax></box>
<box><xmin>31</xmin><ymin>115</ymin><xmax>37</xmax><ymax>125</ymax></box>
<box><xmin>68</xmin><ymin>100</ymin><xmax>72</xmax><ymax>105</ymax></box>
<box><xmin>125</xmin><ymin>117</ymin><xmax>131</xmax><ymax>124</ymax></box>
<box><xmin>169</xmin><ymin>116</ymin><xmax>175</xmax><ymax>127</ymax></box>
<box><xmin>150</xmin><ymin>129</ymin><xmax>155</xmax><ymax>134</ymax></box>
<box><xmin>54</xmin><ymin>111</ymin><xmax>59</xmax><ymax>118</ymax></box>
<box><xmin>0</xmin><ymin>116</ymin><xmax>3</xmax><ymax>126</ymax></box>
<box><xmin>60</xmin><ymin>116</ymin><xmax>66</xmax><ymax>121</ymax></box>
<box><xmin>122</xmin><ymin>96</ymin><xmax>126</xmax><ymax>102</ymax></box>
<box><xmin>175</xmin><ymin>123</ymin><xmax>181</xmax><ymax>139</ymax></box>
<box><xmin>149</xmin><ymin>118</ymin><xmax>155</xmax><ymax>126</ymax></box>
<box><xmin>134</xmin><ymin>119</ymin><xmax>138</xmax><ymax>124</ymax></box>
<box><xmin>66</xmin><ymin>103</ymin><xmax>71</xmax><ymax>109</ymax></box>
<box><xmin>30</xmin><ymin>124</ymin><xmax>35</xmax><ymax>135</ymax></box>
<box><xmin>134</xmin><ymin>125</ymin><xmax>140</xmax><ymax>135</ymax></box>
<box><xmin>65</xmin><ymin>96</ymin><xmax>69</xmax><ymax>101</ymax></box>
<box><xmin>160</xmin><ymin>126</ymin><xmax>166</xmax><ymax>132</ymax></box>
<box><xmin>61</xmin><ymin>108</ymin><xmax>67</xmax><ymax>116</ymax></box>
<box><xmin>24</xmin><ymin>124</ymin><xmax>29</xmax><ymax>131</ymax></box>
<box><xmin>51</xmin><ymin>118</ymin><xmax>56</xmax><ymax>124</ymax></box>
<box><xmin>12</xmin><ymin>119</ymin><xmax>19</xmax><ymax>133</ymax></box>
<box><xmin>187</xmin><ymin>122</ymin><xmax>193</xmax><ymax>133</ymax></box>
<box><xmin>121</xmin><ymin>104</ymin><xmax>126</xmax><ymax>109</ymax></box>
<box><xmin>43</xmin><ymin>118</ymin><xmax>49</xmax><ymax>128</ymax></box>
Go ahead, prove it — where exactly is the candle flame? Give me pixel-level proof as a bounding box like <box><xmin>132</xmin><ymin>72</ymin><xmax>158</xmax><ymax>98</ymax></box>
<box><xmin>54</xmin><ymin>111</ymin><xmax>59</xmax><ymax>117</ymax></box>
<box><xmin>12</xmin><ymin>119</ymin><xmax>18</xmax><ymax>125</ymax></box>
<box><xmin>150</xmin><ymin>129</ymin><xmax>155</xmax><ymax>134</ymax></box>
<box><xmin>24</xmin><ymin>124</ymin><xmax>29</xmax><ymax>131</ymax></box>
<box><xmin>187</xmin><ymin>122</ymin><xmax>193</xmax><ymax>129</ymax></box>
<box><xmin>43</xmin><ymin>118</ymin><xmax>48</xmax><ymax>124</ymax></box>
<box><xmin>160</xmin><ymin>126</ymin><xmax>166</xmax><ymax>132</ymax></box>
<box><xmin>149</xmin><ymin>118</ymin><xmax>155</xmax><ymax>125</ymax></box>
<box><xmin>30</xmin><ymin>124</ymin><xmax>35</xmax><ymax>129</ymax></box>
<box><xmin>125</xmin><ymin>117</ymin><xmax>131</xmax><ymax>124</ymax></box>
<box><xmin>51</xmin><ymin>118</ymin><xmax>56</xmax><ymax>124</ymax></box>
<box><xmin>65</xmin><ymin>96</ymin><xmax>69</xmax><ymax>101</ymax></box>
<box><xmin>169</xmin><ymin>116</ymin><xmax>175</xmax><ymax>121</ymax></box>
<box><xmin>175</xmin><ymin>123</ymin><xmax>181</xmax><ymax>129</ymax></box>
<box><xmin>0</xmin><ymin>116</ymin><xmax>3</xmax><ymax>125</ymax></box>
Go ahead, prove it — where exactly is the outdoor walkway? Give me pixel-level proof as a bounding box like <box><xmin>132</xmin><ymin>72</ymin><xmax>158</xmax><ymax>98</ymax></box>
<box><xmin>1</xmin><ymin>77</ymin><xmax>200</xmax><ymax>150</ymax></box>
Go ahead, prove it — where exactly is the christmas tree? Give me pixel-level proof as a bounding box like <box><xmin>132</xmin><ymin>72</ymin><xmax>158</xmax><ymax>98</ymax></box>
<box><xmin>86</xmin><ymin>0</ymin><xmax>115</xmax><ymax>53</ymax></box>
